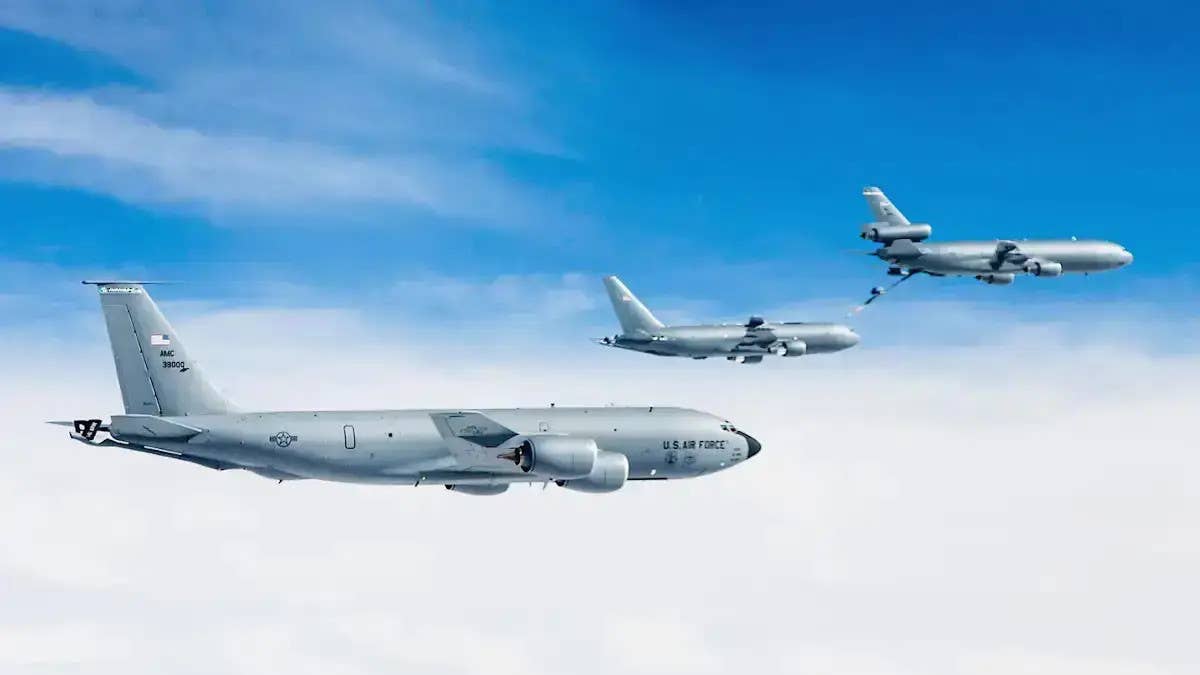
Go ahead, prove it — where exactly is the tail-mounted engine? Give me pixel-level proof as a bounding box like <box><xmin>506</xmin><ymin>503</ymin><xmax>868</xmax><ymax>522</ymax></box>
<box><xmin>498</xmin><ymin>435</ymin><xmax>598</xmax><ymax>479</ymax></box>
<box><xmin>861</xmin><ymin>222</ymin><xmax>932</xmax><ymax>244</ymax></box>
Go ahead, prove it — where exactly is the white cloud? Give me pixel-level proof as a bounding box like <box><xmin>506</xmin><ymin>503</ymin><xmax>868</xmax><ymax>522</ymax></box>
<box><xmin>1</xmin><ymin>298</ymin><xmax>1197</xmax><ymax>674</ymax></box>
<box><xmin>603</xmin><ymin>614</ymin><xmax>720</xmax><ymax>673</ymax></box>
<box><xmin>0</xmin><ymin>89</ymin><xmax>544</xmax><ymax>223</ymax></box>
<box><xmin>0</xmin><ymin>1</ymin><xmax>564</xmax><ymax>224</ymax></box>
<box><xmin>393</xmin><ymin>272</ymin><xmax>600</xmax><ymax>322</ymax></box>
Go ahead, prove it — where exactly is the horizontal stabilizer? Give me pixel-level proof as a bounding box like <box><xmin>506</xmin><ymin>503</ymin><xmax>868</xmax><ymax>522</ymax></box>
<box><xmin>110</xmin><ymin>414</ymin><xmax>204</xmax><ymax>440</ymax></box>
<box><xmin>64</xmin><ymin>428</ymin><xmax>238</xmax><ymax>472</ymax></box>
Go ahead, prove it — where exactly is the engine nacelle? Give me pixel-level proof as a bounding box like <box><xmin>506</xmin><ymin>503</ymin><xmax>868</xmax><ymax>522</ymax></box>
<box><xmin>445</xmin><ymin>483</ymin><xmax>510</xmax><ymax>496</ymax></box>
<box><xmin>975</xmin><ymin>273</ymin><xmax>1015</xmax><ymax>285</ymax></box>
<box><xmin>555</xmin><ymin>450</ymin><xmax>629</xmax><ymax>494</ymax></box>
<box><xmin>771</xmin><ymin>340</ymin><xmax>806</xmax><ymax>357</ymax></box>
<box><xmin>860</xmin><ymin>222</ymin><xmax>932</xmax><ymax>244</ymax></box>
<box><xmin>1024</xmin><ymin>259</ymin><xmax>1064</xmax><ymax>277</ymax></box>
<box><xmin>501</xmin><ymin>435</ymin><xmax>597</xmax><ymax>479</ymax></box>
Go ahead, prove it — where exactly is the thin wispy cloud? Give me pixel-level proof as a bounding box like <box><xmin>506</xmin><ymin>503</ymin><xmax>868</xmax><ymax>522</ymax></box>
<box><xmin>0</xmin><ymin>1</ymin><xmax>564</xmax><ymax>224</ymax></box>
<box><xmin>392</xmin><ymin>273</ymin><xmax>600</xmax><ymax>322</ymax></box>
<box><xmin>0</xmin><ymin>89</ymin><xmax>544</xmax><ymax>222</ymax></box>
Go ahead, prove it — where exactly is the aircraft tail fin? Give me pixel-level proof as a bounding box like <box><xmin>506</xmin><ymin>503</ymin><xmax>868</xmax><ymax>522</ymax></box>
<box><xmin>863</xmin><ymin>186</ymin><xmax>910</xmax><ymax>226</ymax></box>
<box><xmin>602</xmin><ymin>276</ymin><xmax>664</xmax><ymax>336</ymax></box>
<box><xmin>85</xmin><ymin>281</ymin><xmax>233</xmax><ymax>417</ymax></box>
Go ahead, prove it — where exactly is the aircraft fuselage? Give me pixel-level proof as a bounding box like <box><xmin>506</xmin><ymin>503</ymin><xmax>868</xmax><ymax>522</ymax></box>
<box><xmin>879</xmin><ymin>238</ymin><xmax>1133</xmax><ymax>275</ymax></box>
<box><xmin>609</xmin><ymin>322</ymin><xmax>859</xmax><ymax>358</ymax></box>
<box><xmin>109</xmin><ymin>406</ymin><xmax>759</xmax><ymax>485</ymax></box>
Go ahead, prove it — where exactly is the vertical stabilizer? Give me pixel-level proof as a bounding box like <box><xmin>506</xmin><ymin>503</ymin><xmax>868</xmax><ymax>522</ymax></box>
<box><xmin>87</xmin><ymin>282</ymin><xmax>232</xmax><ymax>417</ymax></box>
<box><xmin>863</xmin><ymin>186</ymin><xmax>910</xmax><ymax>226</ymax></box>
<box><xmin>602</xmin><ymin>276</ymin><xmax>665</xmax><ymax>336</ymax></box>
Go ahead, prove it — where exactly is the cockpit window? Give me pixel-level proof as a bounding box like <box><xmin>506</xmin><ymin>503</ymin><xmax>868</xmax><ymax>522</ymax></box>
<box><xmin>721</xmin><ymin>422</ymin><xmax>738</xmax><ymax>432</ymax></box>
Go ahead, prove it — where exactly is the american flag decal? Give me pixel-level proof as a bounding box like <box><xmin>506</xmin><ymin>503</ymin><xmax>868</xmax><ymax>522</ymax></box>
<box><xmin>150</xmin><ymin>334</ymin><xmax>171</xmax><ymax>346</ymax></box>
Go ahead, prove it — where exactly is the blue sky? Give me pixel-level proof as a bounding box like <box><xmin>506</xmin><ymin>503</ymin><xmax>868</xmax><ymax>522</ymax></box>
<box><xmin>0</xmin><ymin>0</ymin><xmax>1196</xmax><ymax>334</ymax></box>
<box><xmin>5</xmin><ymin>7</ymin><xmax>1200</xmax><ymax>674</ymax></box>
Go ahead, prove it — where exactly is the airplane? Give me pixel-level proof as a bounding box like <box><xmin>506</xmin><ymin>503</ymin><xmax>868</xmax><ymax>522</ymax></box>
<box><xmin>52</xmin><ymin>281</ymin><xmax>762</xmax><ymax>495</ymax></box>
<box><xmin>858</xmin><ymin>186</ymin><xmax>1133</xmax><ymax>287</ymax></box>
<box><xmin>594</xmin><ymin>276</ymin><xmax>860</xmax><ymax>363</ymax></box>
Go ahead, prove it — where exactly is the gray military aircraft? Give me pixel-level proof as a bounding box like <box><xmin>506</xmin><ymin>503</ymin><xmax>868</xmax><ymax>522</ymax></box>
<box><xmin>53</xmin><ymin>282</ymin><xmax>762</xmax><ymax>495</ymax></box>
<box><xmin>859</xmin><ymin>186</ymin><xmax>1133</xmax><ymax>287</ymax></box>
<box><xmin>595</xmin><ymin>276</ymin><xmax>859</xmax><ymax>363</ymax></box>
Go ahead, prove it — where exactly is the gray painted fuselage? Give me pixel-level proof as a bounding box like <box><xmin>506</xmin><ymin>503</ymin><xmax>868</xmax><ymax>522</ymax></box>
<box><xmin>607</xmin><ymin>322</ymin><xmax>859</xmax><ymax>358</ymax></box>
<box><xmin>597</xmin><ymin>275</ymin><xmax>858</xmax><ymax>361</ymax></box>
<box><xmin>72</xmin><ymin>281</ymin><xmax>761</xmax><ymax>492</ymax></box>
<box><xmin>878</xmin><ymin>238</ymin><xmax>1133</xmax><ymax>276</ymax></box>
<box><xmin>111</xmin><ymin>406</ymin><xmax>755</xmax><ymax>485</ymax></box>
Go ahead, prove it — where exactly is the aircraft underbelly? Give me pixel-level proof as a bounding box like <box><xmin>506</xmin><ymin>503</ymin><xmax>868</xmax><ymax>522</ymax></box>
<box><xmin>666</xmin><ymin>336</ymin><xmax>743</xmax><ymax>356</ymax></box>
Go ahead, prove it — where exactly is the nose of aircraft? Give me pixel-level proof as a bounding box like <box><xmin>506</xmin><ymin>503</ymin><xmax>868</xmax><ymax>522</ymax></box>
<box><xmin>1118</xmin><ymin>248</ymin><xmax>1134</xmax><ymax>266</ymax></box>
<box><xmin>737</xmin><ymin>430</ymin><xmax>763</xmax><ymax>459</ymax></box>
<box><xmin>838</xmin><ymin>326</ymin><xmax>861</xmax><ymax>350</ymax></box>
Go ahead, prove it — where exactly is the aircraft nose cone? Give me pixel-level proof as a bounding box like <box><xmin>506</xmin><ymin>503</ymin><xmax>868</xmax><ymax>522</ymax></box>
<box><xmin>1118</xmin><ymin>249</ymin><xmax>1133</xmax><ymax>266</ymax></box>
<box><xmin>737</xmin><ymin>430</ymin><xmax>762</xmax><ymax>459</ymax></box>
<box><xmin>843</xmin><ymin>328</ymin><xmax>861</xmax><ymax>348</ymax></box>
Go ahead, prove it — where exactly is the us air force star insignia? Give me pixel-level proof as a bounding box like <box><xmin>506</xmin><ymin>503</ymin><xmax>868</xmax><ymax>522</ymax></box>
<box><xmin>269</xmin><ymin>431</ymin><xmax>298</xmax><ymax>447</ymax></box>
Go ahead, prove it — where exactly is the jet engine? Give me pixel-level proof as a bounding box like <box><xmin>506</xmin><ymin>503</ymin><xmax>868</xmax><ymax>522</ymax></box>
<box><xmin>499</xmin><ymin>435</ymin><xmax>598</xmax><ymax>479</ymax></box>
<box><xmin>975</xmin><ymin>273</ymin><xmax>1015</xmax><ymax>285</ymax></box>
<box><xmin>771</xmin><ymin>340</ymin><xmax>807</xmax><ymax>357</ymax></box>
<box><xmin>555</xmin><ymin>450</ymin><xmax>629</xmax><ymax>493</ymax></box>
<box><xmin>1024</xmin><ymin>259</ymin><xmax>1064</xmax><ymax>277</ymax></box>
<box><xmin>860</xmin><ymin>222</ymin><xmax>932</xmax><ymax>244</ymax></box>
<box><xmin>445</xmin><ymin>484</ymin><xmax>510</xmax><ymax>496</ymax></box>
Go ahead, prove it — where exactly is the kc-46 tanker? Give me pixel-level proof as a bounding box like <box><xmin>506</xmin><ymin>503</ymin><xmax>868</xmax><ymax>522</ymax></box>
<box><xmin>595</xmin><ymin>276</ymin><xmax>859</xmax><ymax>364</ymax></box>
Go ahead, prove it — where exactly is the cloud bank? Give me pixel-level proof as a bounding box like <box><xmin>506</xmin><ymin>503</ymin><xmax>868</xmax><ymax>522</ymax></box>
<box><xmin>1</xmin><ymin>298</ymin><xmax>1196</xmax><ymax>675</ymax></box>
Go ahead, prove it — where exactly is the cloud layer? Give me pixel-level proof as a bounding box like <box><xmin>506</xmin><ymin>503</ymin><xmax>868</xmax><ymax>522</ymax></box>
<box><xmin>0</xmin><ymin>1</ymin><xmax>560</xmax><ymax>225</ymax></box>
<box><xmin>1</xmin><ymin>298</ymin><xmax>1196</xmax><ymax>674</ymax></box>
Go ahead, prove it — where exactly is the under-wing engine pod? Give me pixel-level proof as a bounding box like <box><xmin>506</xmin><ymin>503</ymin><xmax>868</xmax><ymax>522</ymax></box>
<box><xmin>1024</xmin><ymin>259</ymin><xmax>1064</xmax><ymax>277</ymax></box>
<box><xmin>556</xmin><ymin>450</ymin><xmax>629</xmax><ymax>493</ymax></box>
<box><xmin>771</xmin><ymin>340</ymin><xmax>807</xmax><ymax>357</ymax></box>
<box><xmin>498</xmin><ymin>435</ymin><xmax>598</xmax><ymax>479</ymax></box>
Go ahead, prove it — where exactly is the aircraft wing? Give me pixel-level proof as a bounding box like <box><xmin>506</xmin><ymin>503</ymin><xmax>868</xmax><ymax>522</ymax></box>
<box><xmin>431</xmin><ymin>411</ymin><xmax>519</xmax><ymax>448</ymax></box>
<box><xmin>990</xmin><ymin>240</ymin><xmax>1026</xmax><ymax>269</ymax></box>
<box><xmin>429</xmin><ymin>411</ymin><xmax>524</xmax><ymax>472</ymax></box>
